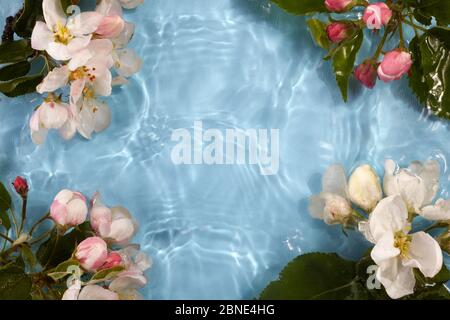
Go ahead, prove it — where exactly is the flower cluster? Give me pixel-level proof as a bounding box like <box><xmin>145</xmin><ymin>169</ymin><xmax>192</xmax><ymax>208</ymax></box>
<box><xmin>324</xmin><ymin>0</ymin><xmax>412</xmax><ymax>89</ymax></box>
<box><xmin>29</xmin><ymin>0</ymin><xmax>143</xmax><ymax>144</ymax></box>
<box><xmin>0</xmin><ymin>176</ymin><xmax>150</xmax><ymax>300</ymax></box>
<box><xmin>310</xmin><ymin>159</ymin><xmax>450</xmax><ymax>299</ymax></box>
<box><xmin>47</xmin><ymin>189</ymin><xmax>150</xmax><ymax>300</ymax></box>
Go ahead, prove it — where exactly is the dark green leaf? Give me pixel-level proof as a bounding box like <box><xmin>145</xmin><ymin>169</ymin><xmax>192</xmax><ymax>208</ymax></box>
<box><xmin>14</xmin><ymin>0</ymin><xmax>44</xmax><ymax>38</ymax></box>
<box><xmin>259</xmin><ymin>253</ymin><xmax>358</xmax><ymax>300</ymax></box>
<box><xmin>424</xmin><ymin>264</ymin><xmax>450</xmax><ymax>285</ymax></box>
<box><xmin>37</xmin><ymin>222</ymin><xmax>91</xmax><ymax>269</ymax></box>
<box><xmin>409</xmin><ymin>28</ymin><xmax>450</xmax><ymax>119</ymax></box>
<box><xmin>0</xmin><ymin>61</ymin><xmax>31</xmax><ymax>81</ymax></box>
<box><xmin>0</xmin><ymin>264</ymin><xmax>32</xmax><ymax>300</ymax></box>
<box><xmin>0</xmin><ymin>211</ymin><xmax>11</xmax><ymax>230</ymax></box>
<box><xmin>406</xmin><ymin>284</ymin><xmax>450</xmax><ymax>300</ymax></box>
<box><xmin>408</xmin><ymin>0</ymin><xmax>450</xmax><ymax>26</ymax></box>
<box><xmin>91</xmin><ymin>265</ymin><xmax>125</xmax><ymax>282</ymax></box>
<box><xmin>0</xmin><ymin>73</ymin><xmax>43</xmax><ymax>97</ymax></box>
<box><xmin>21</xmin><ymin>244</ymin><xmax>36</xmax><ymax>269</ymax></box>
<box><xmin>307</xmin><ymin>19</ymin><xmax>330</xmax><ymax>50</ymax></box>
<box><xmin>332</xmin><ymin>30</ymin><xmax>364</xmax><ymax>102</ymax></box>
<box><xmin>0</xmin><ymin>40</ymin><xmax>34</xmax><ymax>64</ymax></box>
<box><xmin>413</xmin><ymin>9</ymin><xmax>432</xmax><ymax>26</ymax></box>
<box><xmin>270</xmin><ymin>0</ymin><xmax>327</xmax><ymax>15</ymax></box>
<box><xmin>0</xmin><ymin>182</ymin><xmax>12</xmax><ymax>212</ymax></box>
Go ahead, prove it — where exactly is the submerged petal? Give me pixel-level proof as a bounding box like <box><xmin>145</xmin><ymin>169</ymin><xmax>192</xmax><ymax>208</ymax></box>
<box><xmin>403</xmin><ymin>231</ymin><xmax>443</xmax><ymax>278</ymax></box>
<box><xmin>322</xmin><ymin>164</ymin><xmax>348</xmax><ymax>198</ymax></box>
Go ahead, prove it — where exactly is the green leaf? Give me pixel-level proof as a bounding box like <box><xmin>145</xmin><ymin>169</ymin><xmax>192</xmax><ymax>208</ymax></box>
<box><xmin>307</xmin><ymin>19</ymin><xmax>330</xmax><ymax>50</ymax></box>
<box><xmin>52</xmin><ymin>259</ymin><xmax>80</xmax><ymax>273</ymax></box>
<box><xmin>37</xmin><ymin>222</ymin><xmax>91</xmax><ymax>269</ymax></box>
<box><xmin>413</xmin><ymin>8</ymin><xmax>432</xmax><ymax>26</ymax></box>
<box><xmin>408</xmin><ymin>0</ymin><xmax>450</xmax><ymax>26</ymax></box>
<box><xmin>0</xmin><ymin>210</ymin><xmax>11</xmax><ymax>230</ymax></box>
<box><xmin>270</xmin><ymin>0</ymin><xmax>327</xmax><ymax>15</ymax></box>
<box><xmin>0</xmin><ymin>40</ymin><xmax>34</xmax><ymax>64</ymax></box>
<box><xmin>332</xmin><ymin>30</ymin><xmax>364</xmax><ymax>102</ymax></box>
<box><xmin>47</xmin><ymin>259</ymin><xmax>81</xmax><ymax>281</ymax></box>
<box><xmin>21</xmin><ymin>244</ymin><xmax>37</xmax><ymax>269</ymax></box>
<box><xmin>259</xmin><ymin>253</ymin><xmax>358</xmax><ymax>300</ymax></box>
<box><xmin>0</xmin><ymin>182</ymin><xmax>12</xmax><ymax>212</ymax></box>
<box><xmin>421</xmin><ymin>264</ymin><xmax>450</xmax><ymax>285</ymax></box>
<box><xmin>91</xmin><ymin>265</ymin><xmax>125</xmax><ymax>282</ymax></box>
<box><xmin>0</xmin><ymin>73</ymin><xmax>44</xmax><ymax>97</ymax></box>
<box><xmin>409</xmin><ymin>28</ymin><xmax>450</xmax><ymax>119</ymax></box>
<box><xmin>407</xmin><ymin>284</ymin><xmax>450</xmax><ymax>300</ymax></box>
<box><xmin>0</xmin><ymin>264</ymin><xmax>32</xmax><ymax>300</ymax></box>
<box><xmin>14</xmin><ymin>0</ymin><xmax>44</xmax><ymax>38</ymax></box>
<box><xmin>0</xmin><ymin>61</ymin><xmax>31</xmax><ymax>82</ymax></box>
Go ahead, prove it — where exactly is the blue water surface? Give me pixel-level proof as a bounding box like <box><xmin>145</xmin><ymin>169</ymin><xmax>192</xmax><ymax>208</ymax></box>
<box><xmin>0</xmin><ymin>0</ymin><xmax>449</xmax><ymax>299</ymax></box>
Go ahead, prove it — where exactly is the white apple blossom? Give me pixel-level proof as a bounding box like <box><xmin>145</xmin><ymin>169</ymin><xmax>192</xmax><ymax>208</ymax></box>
<box><xmin>31</xmin><ymin>0</ymin><xmax>103</xmax><ymax>61</ymax></box>
<box><xmin>348</xmin><ymin>164</ymin><xmax>382</xmax><ymax>212</ymax></box>
<box><xmin>384</xmin><ymin>159</ymin><xmax>450</xmax><ymax>220</ymax></box>
<box><xmin>29</xmin><ymin>97</ymin><xmax>70</xmax><ymax>144</ymax></box>
<box><xmin>36</xmin><ymin>39</ymin><xmax>114</xmax><ymax>103</ymax></box>
<box><xmin>367</xmin><ymin>195</ymin><xmax>443</xmax><ymax>299</ymax></box>
<box><xmin>72</xmin><ymin>94</ymin><xmax>112</xmax><ymax>140</ymax></box>
<box><xmin>309</xmin><ymin>164</ymin><xmax>353</xmax><ymax>225</ymax></box>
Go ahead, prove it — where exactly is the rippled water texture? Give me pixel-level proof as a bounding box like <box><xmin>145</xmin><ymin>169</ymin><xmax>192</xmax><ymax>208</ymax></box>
<box><xmin>0</xmin><ymin>0</ymin><xmax>449</xmax><ymax>299</ymax></box>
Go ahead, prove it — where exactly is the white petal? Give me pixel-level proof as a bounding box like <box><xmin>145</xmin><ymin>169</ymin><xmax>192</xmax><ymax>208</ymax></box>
<box><xmin>46</xmin><ymin>42</ymin><xmax>71</xmax><ymax>61</ymax></box>
<box><xmin>31</xmin><ymin>127</ymin><xmax>48</xmax><ymax>145</ymax></box>
<box><xmin>115</xmin><ymin>48</ymin><xmax>142</xmax><ymax>77</ymax></box>
<box><xmin>403</xmin><ymin>231</ymin><xmax>443</xmax><ymax>278</ymax></box>
<box><xmin>383</xmin><ymin>159</ymin><xmax>398</xmax><ymax>196</ymax></box>
<box><xmin>67</xmin><ymin>12</ymin><xmax>104</xmax><ymax>36</ymax></box>
<box><xmin>68</xmin><ymin>48</ymin><xmax>93</xmax><ymax>70</ymax></box>
<box><xmin>369</xmin><ymin>195</ymin><xmax>409</xmax><ymax>242</ymax></box>
<box><xmin>43</xmin><ymin>0</ymin><xmax>67</xmax><ymax>30</ymax></box>
<box><xmin>309</xmin><ymin>195</ymin><xmax>325</xmax><ymax>220</ymax></box>
<box><xmin>96</xmin><ymin>0</ymin><xmax>124</xmax><ymax>16</ymax></box>
<box><xmin>62</xmin><ymin>285</ymin><xmax>80</xmax><ymax>300</ymax></box>
<box><xmin>40</xmin><ymin>102</ymin><xmax>69</xmax><ymax>129</ymax></box>
<box><xmin>409</xmin><ymin>160</ymin><xmax>440</xmax><ymax>206</ymax></box>
<box><xmin>36</xmin><ymin>66</ymin><xmax>69</xmax><ymax>93</ymax></box>
<box><xmin>66</xmin><ymin>198</ymin><xmax>88</xmax><ymax>225</ymax></box>
<box><xmin>31</xmin><ymin>21</ymin><xmax>53</xmax><ymax>51</ymax></box>
<box><xmin>66</xmin><ymin>35</ymin><xmax>92</xmax><ymax>55</ymax></box>
<box><xmin>419</xmin><ymin>199</ymin><xmax>450</xmax><ymax>221</ymax></box>
<box><xmin>77</xmin><ymin>101</ymin><xmax>95</xmax><ymax>139</ymax></box>
<box><xmin>371</xmin><ymin>233</ymin><xmax>400</xmax><ymax>265</ymax></box>
<box><xmin>92</xmin><ymin>100</ymin><xmax>111</xmax><ymax>133</ymax></box>
<box><xmin>70</xmin><ymin>79</ymin><xmax>86</xmax><ymax>105</ymax></box>
<box><xmin>358</xmin><ymin>221</ymin><xmax>376</xmax><ymax>244</ymax></box>
<box><xmin>59</xmin><ymin>118</ymin><xmax>77</xmax><ymax>141</ymax></box>
<box><xmin>113</xmin><ymin>22</ymin><xmax>135</xmax><ymax>48</ymax></box>
<box><xmin>322</xmin><ymin>164</ymin><xmax>348</xmax><ymax>198</ymax></box>
<box><xmin>92</xmin><ymin>70</ymin><xmax>112</xmax><ymax>96</ymax></box>
<box><xmin>78</xmin><ymin>285</ymin><xmax>119</xmax><ymax>300</ymax></box>
<box><xmin>377</xmin><ymin>259</ymin><xmax>415</xmax><ymax>299</ymax></box>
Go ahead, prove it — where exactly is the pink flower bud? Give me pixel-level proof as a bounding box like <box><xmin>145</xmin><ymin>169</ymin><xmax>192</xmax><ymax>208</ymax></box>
<box><xmin>75</xmin><ymin>236</ymin><xmax>108</xmax><ymax>272</ymax></box>
<box><xmin>377</xmin><ymin>50</ymin><xmax>413</xmax><ymax>83</ymax></box>
<box><xmin>326</xmin><ymin>22</ymin><xmax>352</xmax><ymax>43</ymax></box>
<box><xmin>90</xmin><ymin>200</ymin><xmax>137</xmax><ymax>245</ymax></box>
<box><xmin>96</xmin><ymin>15</ymin><xmax>125</xmax><ymax>38</ymax></box>
<box><xmin>101</xmin><ymin>252</ymin><xmax>122</xmax><ymax>270</ymax></box>
<box><xmin>50</xmin><ymin>189</ymin><xmax>88</xmax><ymax>227</ymax></box>
<box><xmin>363</xmin><ymin>3</ymin><xmax>392</xmax><ymax>30</ymax></box>
<box><xmin>12</xmin><ymin>177</ymin><xmax>28</xmax><ymax>198</ymax></box>
<box><xmin>354</xmin><ymin>61</ymin><xmax>378</xmax><ymax>88</ymax></box>
<box><xmin>325</xmin><ymin>0</ymin><xmax>353</xmax><ymax>12</ymax></box>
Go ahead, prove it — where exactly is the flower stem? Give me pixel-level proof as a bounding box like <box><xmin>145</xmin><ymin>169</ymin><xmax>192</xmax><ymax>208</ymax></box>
<box><xmin>0</xmin><ymin>232</ymin><xmax>14</xmax><ymax>243</ymax></box>
<box><xmin>398</xmin><ymin>21</ymin><xmax>405</xmax><ymax>48</ymax></box>
<box><xmin>18</xmin><ymin>196</ymin><xmax>27</xmax><ymax>234</ymax></box>
<box><xmin>29</xmin><ymin>229</ymin><xmax>53</xmax><ymax>245</ymax></box>
<box><xmin>373</xmin><ymin>29</ymin><xmax>390</xmax><ymax>60</ymax></box>
<box><xmin>29</xmin><ymin>212</ymin><xmax>50</xmax><ymax>237</ymax></box>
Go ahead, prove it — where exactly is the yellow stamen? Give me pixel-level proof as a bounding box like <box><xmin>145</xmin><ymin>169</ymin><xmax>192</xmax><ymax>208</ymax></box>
<box><xmin>394</xmin><ymin>231</ymin><xmax>412</xmax><ymax>259</ymax></box>
<box><xmin>53</xmin><ymin>21</ymin><xmax>73</xmax><ymax>45</ymax></box>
